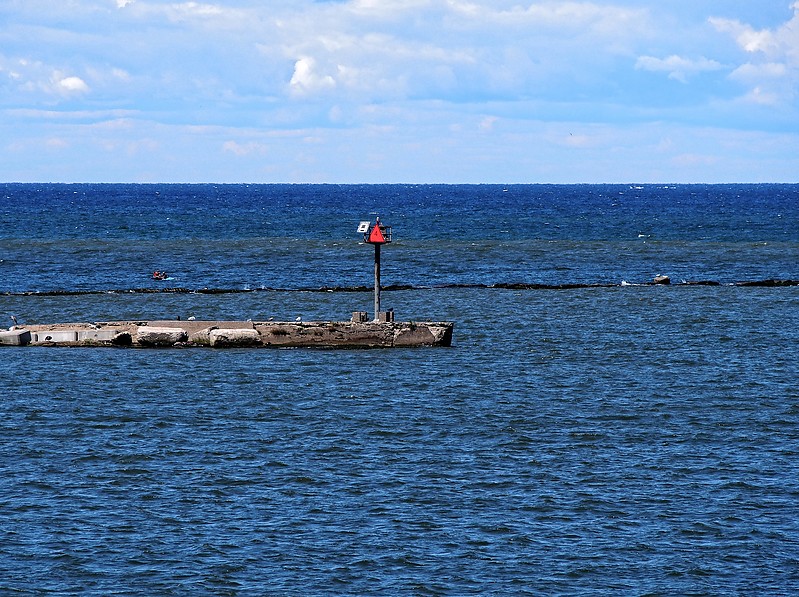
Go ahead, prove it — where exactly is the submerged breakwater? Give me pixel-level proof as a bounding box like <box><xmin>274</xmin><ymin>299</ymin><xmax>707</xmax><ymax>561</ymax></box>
<box><xmin>3</xmin><ymin>278</ymin><xmax>799</xmax><ymax>297</ymax></box>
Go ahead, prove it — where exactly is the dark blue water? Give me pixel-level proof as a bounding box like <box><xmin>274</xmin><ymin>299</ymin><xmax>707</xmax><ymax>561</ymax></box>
<box><xmin>1</xmin><ymin>184</ymin><xmax>798</xmax><ymax>594</ymax></box>
<box><xmin>2</xmin><ymin>183</ymin><xmax>797</xmax><ymax>294</ymax></box>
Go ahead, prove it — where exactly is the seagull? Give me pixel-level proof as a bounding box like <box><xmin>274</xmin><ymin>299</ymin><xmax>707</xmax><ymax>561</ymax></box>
<box><xmin>295</xmin><ymin>316</ymin><xmax>302</xmax><ymax>322</ymax></box>
<box><xmin>188</xmin><ymin>316</ymin><xmax>196</xmax><ymax>321</ymax></box>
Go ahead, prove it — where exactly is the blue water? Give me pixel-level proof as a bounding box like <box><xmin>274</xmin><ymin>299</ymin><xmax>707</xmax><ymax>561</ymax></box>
<box><xmin>1</xmin><ymin>184</ymin><xmax>798</xmax><ymax>594</ymax></box>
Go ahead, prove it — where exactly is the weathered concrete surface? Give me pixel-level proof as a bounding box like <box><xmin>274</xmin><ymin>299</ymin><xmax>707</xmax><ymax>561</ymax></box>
<box><xmin>0</xmin><ymin>329</ymin><xmax>31</xmax><ymax>346</ymax></box>
<box><xmin>393</xmin><ymin>323</ymin><xmax>451</xmax><ymax>347</ymax></box>
<box><xmin>6</xmin><ymin>320</ymin><xmax>453</xmax><ymax>348</ymax></box>
<box><xmin>188</xmin><ymin>327</ymin><xmax>214</xmax><ymax>346</ymax></box>
<box><xmin>75</xmin><ymin>330</ymin><xmax>132</xmax><ymax>345</ymax></box>
<box><xmin>136</xmin><ymin>326</ymin><xmax>189</xmax><ymax>347</ymax></box>
<box><xmin>256</xmin><ymin>321</ymin><xmax>394</xmax><ymax>348</ymax></box>
<box><xmin>209</xmin><ymin>328</ymin><xmax>261</xmax><ymax>347</ymax></box>
<box><xmin>33</xmin><ymin>330</ymin><xmax>78</xmax><ymax>344</ymax></box>
<box><xmin>149</xmin><ymin>320</ymin><xmax>255</xmax><ymax>334</ymax></box>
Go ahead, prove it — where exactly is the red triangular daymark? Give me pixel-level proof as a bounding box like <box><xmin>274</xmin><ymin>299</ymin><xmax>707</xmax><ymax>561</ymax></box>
<box><xmin>368</xmin><ymin>224</ymin><xmax>386</xmax><ymax>244</ymax></box>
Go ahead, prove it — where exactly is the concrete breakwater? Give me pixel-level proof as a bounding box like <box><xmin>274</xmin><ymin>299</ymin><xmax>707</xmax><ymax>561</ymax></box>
<box><xmin>0</xmin><ymin>319</ymin><xmax>454</xmax><ymax>349</ymax></box>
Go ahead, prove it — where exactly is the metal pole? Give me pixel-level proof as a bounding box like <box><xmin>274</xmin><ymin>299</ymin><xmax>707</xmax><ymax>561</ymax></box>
<box><xmin>374</xmin><ymin>243</ymin><xmax>381</xmax><ymax>321</ymax></box>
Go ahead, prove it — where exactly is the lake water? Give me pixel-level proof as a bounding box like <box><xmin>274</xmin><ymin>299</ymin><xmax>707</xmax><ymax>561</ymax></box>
<box><xmin>1</xmin><ymin>184</ymin><xmax>798</xmax><ymax>594</ymax></box>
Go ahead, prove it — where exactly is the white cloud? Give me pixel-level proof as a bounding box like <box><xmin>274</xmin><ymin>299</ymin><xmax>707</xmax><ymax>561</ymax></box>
<box><xmin>46</xmin><ymin>137</ymin><xmax>69</xmax><ymax>149</ymax></box>
<box><xmin>740</xmin><ymin>86</ymin><xmax>783</xmax><ymax>106</ymax></box>
<box><xmin>289</xmin><ymin>57</ymin><xmax>337</xmax><ymax>96</ymax></box>
<box><xmin>1</xmin><ymin>58</ymin><xmax>92</xmax><ymax>99</ymax></box>
<box><xmin>111</xmin><ymin>68</ymin><xmax>131</xmax><ymax>82</ymax></box>
<box><xmin>349</xmin><ymin>0</ymin><xmax>433</xmax><ymax>15</ymax></box>
<box><xmin>130</xmin><ymin>1</ymin><xmax>226</xmax><ymax>19</ymax></box>
<box><xmin>478</xmin><ymin>116</ymin><xmax>497</xmax><ymax>132</ymax></box>
<box><xmin>710</xmin><ymin>2</ymin><xmax>799</xmax><ymax>103</ymax></box>
<box><xmin>635</xmin><ymin>55</ymin><xmax>723</xmax><ymax>82</ymax></box>
<box><xmin>731</xmin><ymin>62</ymin><xmax>789</xmax><ymax>81</ymax></box>
<box><xmin>729</xmin><ymin>62</ymin><xmax>792</xmax><ymax>105</ymax></box>
<box><xmin>55</xmin><ymin>74</ymin><xmax>90</xmax><ymax>95</ymax></box>
<box><xmin>117</xmin><ymin>0</ymin><xmax>246</xmax><ymax>28</ymax></box>
<box><xmin>710</xmin><ymin>17</ymin><xmax>780</xmax><ymax>55</ymax></box>
<box><xmin>170</xmin><ymin>2</ymin><xmax>224</xmax><ymax>18</ymax></box>
<box><xmin>222</xmin><ymin>140</ymin><xmax>268</xmax><ymax>156</ymax></box>
<box><xmin>270</xmin><ymin>0</ymin><xmax>654</xmax><ymax>105</ymax></box>
<box><xmin>671</xmin><ymin>152</ymin><xmax>719</xmax><ymax>167</ymax></box>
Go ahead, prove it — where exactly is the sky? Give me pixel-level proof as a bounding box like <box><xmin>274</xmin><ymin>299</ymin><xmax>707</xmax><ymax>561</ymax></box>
<box><xmin>1</xmin><ymin>0</ymin><xmax>798</xmax><ymax>183</ymax></box>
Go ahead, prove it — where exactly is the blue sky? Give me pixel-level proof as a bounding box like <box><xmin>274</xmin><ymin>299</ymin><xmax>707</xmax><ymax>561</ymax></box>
<box><xmin>1</xmin><ymin>0</ymin><xmax>797</xmax><ymax>183</ymax></box>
